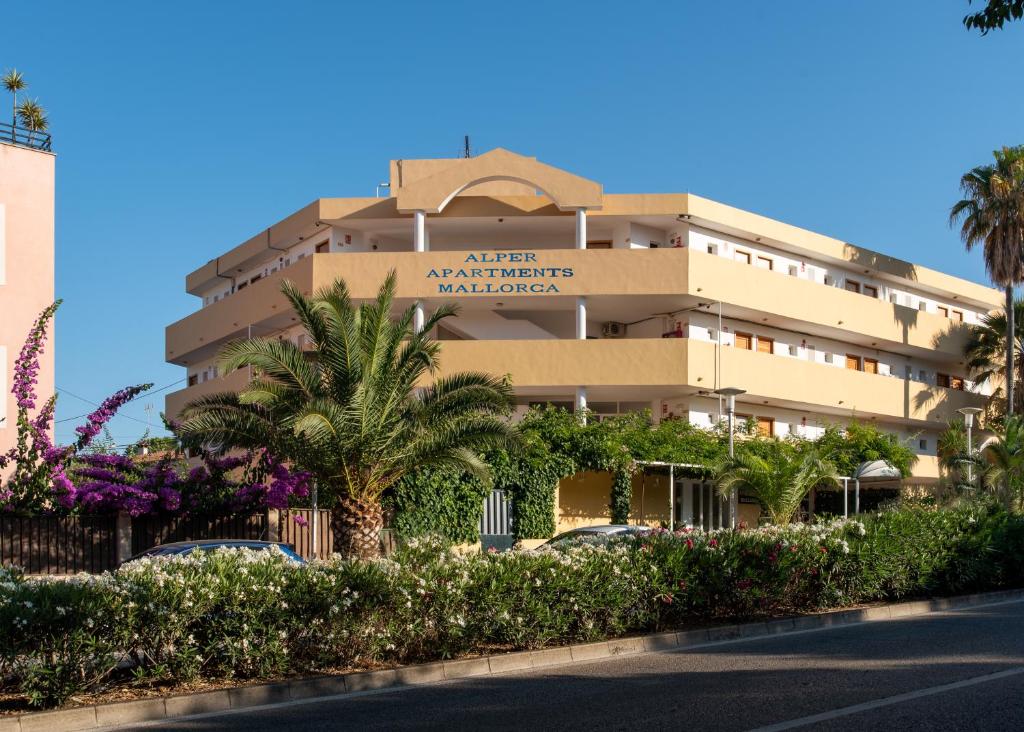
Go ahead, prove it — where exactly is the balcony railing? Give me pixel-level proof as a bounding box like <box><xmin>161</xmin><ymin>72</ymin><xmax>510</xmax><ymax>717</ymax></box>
<box><xmin>1</xmin><ymin>122</ymin><xmax>52</xmax><ymax>152</ymax></box>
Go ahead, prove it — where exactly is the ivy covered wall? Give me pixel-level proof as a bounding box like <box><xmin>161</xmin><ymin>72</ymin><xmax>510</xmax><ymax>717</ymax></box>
<box><xmin>390</xmin><ymin>408</ymin><xmax>919</xmax><ymax>542</ymax></box>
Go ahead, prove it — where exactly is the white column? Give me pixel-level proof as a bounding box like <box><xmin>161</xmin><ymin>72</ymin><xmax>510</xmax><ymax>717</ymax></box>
<box><xmin>414</xmin><ymin>210</ymin><xmax>427</xmax><ymax>252</ymax></box>
<box><xmin>413</xmin><ymin>210</ymin><xmax>426</xmax><ymax>332</ymax></box>
<box><xmin>575</xmin><ymin>385</ymin><xmax>588</xmax><ymax>422</ymax></box>
<box><xmin>575</xmin><ymin>296</ymin><xmax>587</xmax><ymax>340</ymax></box>
<box><xmin>575</xmin><ymin>208</ymin><xmax>587</xmax><ymax>249</ymax></box>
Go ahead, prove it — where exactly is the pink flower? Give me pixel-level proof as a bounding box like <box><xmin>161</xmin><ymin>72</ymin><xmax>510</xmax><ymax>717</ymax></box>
<box><xmin>293</xmin><ymin>515</ymin><xmax>309</xmax><ymax>527</ymax></box>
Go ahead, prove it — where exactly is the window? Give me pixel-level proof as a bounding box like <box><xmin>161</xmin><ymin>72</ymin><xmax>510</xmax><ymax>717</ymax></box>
<box><xmin>756</xmin><ymin>336</ymin><xmax>774</xmax><ymax>354</ymax></box>
<box><xmin>188</xmin><ymin>374</ymin><xmax>198</xmax><ymax>387</ymax></box>
<box><xmin>951</xmin><ymin>376</ymin><xmax>965</xmax><ymax>391</ymax></box>
<box><xmin>250</xmin><ymin>274</ymin><xmax>262</xmax><ymax>284</ymax></box>
<box><xmin>236</xmin><ymin>281</ymin><xmax>248</xmax><ymax>291</ymax></box>
<box><xmin>756</xmin><ymin>416</ymin><xmax>775</xmax><ymax>437</ymax></box>
<box><xmin>846</xmin><ymin>354</ymin><xmax>862</xmax><ymax>371</ymax></box>
<box><xmin>586</xmin><ymin>241</ymin><xmax>612</xmax><ymax>249</ymax></box>
<box><xmin>734</xmin><ymin>250</ymin><xmax>751</xmax><ymax>264</ymax></box>
<box><xmin>845</xmin><ymin>280</ymin><xmax>861</xmax><ymax>294</ymax></box>
<box><xmin>734</xmin><ymin>332</ymin><xmax>752</xmax><ymax>350</ymax></box>
<box><xmin>864</xmin><ymin>285</ymin><xmax>878</xmax><ymax>298</ymax></box>
<box><xmin>315</xmin><ymin>241</ymin><xmax>329</xmax><ymax>254</ymax></box>
<box><xmin>937</xmin><ymin>306</ymin><xmax>949</xmax><ymax>318</ymax></box>
<box><xmin>919</xmin><ymin>438</ymin><xmax>928</xmax><ymax>451</ymax></box>
<box><xmin>936</xmin><ymin>373</ymin><xmax>951</xmax><ymax>388</ymax></box>
<box><xmin>952</xmin><ymin>310</ymin><xmax>964</xmax><ymax>323</ymax></box>
<box><xmin>735</xmin><ymin>413</ymin><xmax>752</xmax><ymax>426</ymax></box>
<box><xmin>864</xmin><ymin>358</ymin><xmax>879</xmax><ymax>374</ymax></box>
<box><xmin>756</xmin><ymin>256</ymin><xmax>773</xmax><ymax>270</ymax></box>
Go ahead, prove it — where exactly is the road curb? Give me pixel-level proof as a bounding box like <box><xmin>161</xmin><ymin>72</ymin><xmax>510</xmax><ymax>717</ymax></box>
<box><xmin>6</xmin><ymin>587</ymin><xmax>1024</xmax><ymax>732</ymax></box>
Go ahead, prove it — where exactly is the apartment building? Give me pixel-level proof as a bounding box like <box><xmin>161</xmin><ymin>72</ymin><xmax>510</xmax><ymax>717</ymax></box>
<box><xmin>165</xmin><ymin>148</ymin><xmax>999</xmax><ymax>524</ymax></box>
<box><xmin>0</xmin><ymin>129</ymin><xmax>55</xmax><ymax>459</ymax></box>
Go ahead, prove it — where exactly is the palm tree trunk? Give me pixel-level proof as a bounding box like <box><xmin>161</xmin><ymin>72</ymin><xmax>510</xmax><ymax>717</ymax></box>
<box><xmin>1007</xmin><ymin>285</ymin><xmax>1015</xmax><ymax>416</ymax></box>
<box><xmin>331</xmin><ymin>496</ymin><xmax>384</xmax><ymax>559</ymax></box>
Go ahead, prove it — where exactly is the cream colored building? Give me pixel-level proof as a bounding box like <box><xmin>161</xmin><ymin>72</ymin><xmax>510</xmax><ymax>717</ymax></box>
<box><xmin>0</xmin><ymin>132</ymin><xmax>56</xmax><ymax>459</ymax></box>
<box><xmin>165</xmin><ymin>148</ymin><xmax>998</xmax><ymax>529</ymax></box>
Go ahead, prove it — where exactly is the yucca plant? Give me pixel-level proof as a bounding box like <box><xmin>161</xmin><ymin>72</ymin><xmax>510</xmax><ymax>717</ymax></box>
<box><xmin>177</xmin><ymin>272</ymin><xmax>517</xmax><ymax>558</ymax></box>
<box><xmin>16</xmin><ymin>98</ymin><xmax>47</xmax><ymax>145</ymax></box>
<box><xmin>714</xmin><ymin>441</ymin><xmax>839</xmax><ymax>525</ymax></box>
<box><xmin>2</xmin><ymin>68</ymin><xmax>25</xmax><ymax>139</ymax></box>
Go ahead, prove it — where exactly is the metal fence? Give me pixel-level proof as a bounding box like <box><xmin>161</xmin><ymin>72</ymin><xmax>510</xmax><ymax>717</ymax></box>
<box><xmin>0</xmin><ymin>122</ymin><xmax>52</xmax><ymax>151</ymax></box>
<box><xmin>0</xmin><ymin>515</ymin><xmax>118</xmax><ymax>574</ymax></box>
<box><xmin>480</xmin><ymin>489</ymin><xmax>514</xmax><ymax>551</ymax></box>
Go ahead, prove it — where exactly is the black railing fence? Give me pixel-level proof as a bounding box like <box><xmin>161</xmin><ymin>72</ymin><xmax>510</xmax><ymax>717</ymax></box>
<box><xmin>0</xmin><ymin>121</ymin><xmax>52</xmax><ymax>151</ymax></box>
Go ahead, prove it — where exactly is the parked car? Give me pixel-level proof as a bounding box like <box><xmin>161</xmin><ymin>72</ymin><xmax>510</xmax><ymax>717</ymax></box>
<box><xmin>539</xmin><ymin>524</ymin><xmax>652</xmax><ymax>548</ymax></box>
<box><xmin>122</xmin><ymin>540</ymin><xmax>305</xmax><ymax>566</ymax></box>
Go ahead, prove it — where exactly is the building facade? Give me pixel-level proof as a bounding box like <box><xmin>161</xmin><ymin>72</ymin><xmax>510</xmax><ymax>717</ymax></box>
<box><xmin>165</xmin><ymin>148</ymin><xmax>999</xmax><ymax>528</ymax></box>
<box><xmin>0</xmin><ymin>136</ymin><xmax>56</xmax><ymax>459</ymax></box>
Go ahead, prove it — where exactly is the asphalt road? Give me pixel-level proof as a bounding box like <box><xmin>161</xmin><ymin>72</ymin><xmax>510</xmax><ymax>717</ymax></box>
<box><xmin>137</xmin><ymin>598</ymin><xmax>1024</xmax><ymax>731</ymax></box>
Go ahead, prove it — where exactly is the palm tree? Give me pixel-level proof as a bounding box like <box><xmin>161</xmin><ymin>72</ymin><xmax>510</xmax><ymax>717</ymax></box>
<box><xmin>176</xmin><ymin>272</ymin><xmax>518</xmax><ymax>558</ymax></box>
<box><xmin>714</xmin><ymin>441</ymin><xmax>839</xmax><ymax>525</ymax></box>
<box><xmin>963</xmin><ymin>299</ymin><xmax>1024</xmax><ymax>415</ymax></box>
<box><xmin>16</xmin><ymin>99</ymin><xmax>47</xmax><ymax>146</ymax></box>
<box><xmin>980</xmin><ymin>415</ymin><xmax>1024</xmax><ymax>510</ymax></box>
<box><xmin>2</xmin><ymin>68</ymin><xmax>25</xmax><ymax>140</ymax></box>
<box><xmin>950</xmin><ymin>146</ymin><xmax>1024</xmax><ymax>416</ymax></box>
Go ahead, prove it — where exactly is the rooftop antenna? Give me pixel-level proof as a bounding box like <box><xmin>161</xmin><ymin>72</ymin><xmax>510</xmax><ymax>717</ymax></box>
<box><xmin>463</xmin><ymin>135</ymin><xmax>472</xmax><ymax>158</ymax></box>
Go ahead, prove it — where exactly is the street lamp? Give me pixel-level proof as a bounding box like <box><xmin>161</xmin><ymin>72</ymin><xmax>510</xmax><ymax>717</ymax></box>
<box><xmin>714</xmin><ymin>386</ymin><xmax>747</xmax><ymax>527</ymax></box>
<box><xmin>958</xmin><ymin>407</ymin><xmax>983</xmax><ymax>489</ymax></box>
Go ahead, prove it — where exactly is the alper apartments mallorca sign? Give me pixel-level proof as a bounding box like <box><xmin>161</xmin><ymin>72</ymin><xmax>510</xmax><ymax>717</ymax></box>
<box><xmin>427</xmin><ymin>252</ymin><xmax>576</xmax><ymax>294</ymax></box>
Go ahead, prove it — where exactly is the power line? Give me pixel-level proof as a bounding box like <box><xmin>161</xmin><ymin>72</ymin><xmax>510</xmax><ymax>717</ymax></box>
<box><xmin>54</xmin><ymin>378</ymin><xmax>185</xmax><ymax>427</ymax></box>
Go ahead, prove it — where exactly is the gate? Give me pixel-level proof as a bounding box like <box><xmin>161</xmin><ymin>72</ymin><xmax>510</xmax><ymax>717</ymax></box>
<box><xmin>479</xmin><ymin>488</ymin><xmax>514</xmax><ymax>551</ymax></box>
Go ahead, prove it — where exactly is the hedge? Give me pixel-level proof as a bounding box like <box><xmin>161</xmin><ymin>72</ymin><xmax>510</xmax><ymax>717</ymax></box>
<box><xmin>3</xmin><ymin>504</ymin><xmax>1023</xmax><ymax>709</ymax></box>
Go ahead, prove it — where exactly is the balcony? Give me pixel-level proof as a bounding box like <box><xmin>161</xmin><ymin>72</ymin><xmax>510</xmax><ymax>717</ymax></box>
<box><xmin>169</xmin><ymin>248</ymin><xmax>981</xmax><ymax>366</ymax></box>
<box><xmin>1</xmin><ymin>122</ymin><xmax>51</xmax><ymax>152</ymax></box>
<box><xmin>165</xmin><ymin>337</ymin><xmax>984</xmax><ymax>427</ymax></box>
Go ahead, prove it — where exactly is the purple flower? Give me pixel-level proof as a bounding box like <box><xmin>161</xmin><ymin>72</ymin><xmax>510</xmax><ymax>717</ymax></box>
<box><xmin>293</xmin><ymin>515</ymin><xmax>308</xmax><ymax>527</ymax></box>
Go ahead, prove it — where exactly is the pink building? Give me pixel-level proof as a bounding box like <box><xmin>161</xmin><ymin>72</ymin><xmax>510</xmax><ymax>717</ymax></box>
<box><xmin>0</xmin><ymin>133</ymin><xmax>56</xmax><ymax>457</ymax></box>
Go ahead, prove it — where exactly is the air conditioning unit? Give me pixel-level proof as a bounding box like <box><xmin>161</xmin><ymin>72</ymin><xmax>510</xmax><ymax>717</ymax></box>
<box><xmin>602</xmin><ymin>322</ymin><xmax>627</xmax><ymax>338</ymax></box>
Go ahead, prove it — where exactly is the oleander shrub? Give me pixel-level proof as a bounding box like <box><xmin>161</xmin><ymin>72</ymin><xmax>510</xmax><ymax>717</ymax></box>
<box><xmin>3</xmin><ymin>505</ymin><xmax>1024</xmax><ymax>709</ymax></box>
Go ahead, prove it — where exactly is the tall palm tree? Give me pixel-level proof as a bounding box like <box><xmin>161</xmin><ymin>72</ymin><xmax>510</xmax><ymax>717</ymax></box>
<box><xmin>963</xmin><ymin>299</ymin><xmax>1024</xmax><ymax>415</ymax></box>
<box><xmin>714</xmin><ymin>441</ymin><xmax>839</xmax><ymax>525</ymax></box>
<box><xmin>177</xmin><ymin>272</ymin><xmax>518</xmax><ymax>558</ymax></box>
<box><xmin>980</xmin><ymin>415</ymin><xmax>1024</xmax><ymax>511</ymax></box>
<box><xmin>2</xmin><ymin>68</ymin><xmax>25</xmax><ymax>140</ymax></box>
<box><xmin>951</xmin><ymin>146</ymin><xmax>1024</xmax><ymax>416</ymax></box>
<box><xmin>16</xmin><ymin>99</ymin><xmax>47</xmax><ymax>145</ymax></box>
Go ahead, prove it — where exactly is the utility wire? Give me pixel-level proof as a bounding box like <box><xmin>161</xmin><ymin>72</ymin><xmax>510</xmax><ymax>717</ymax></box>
<box><xmin>54</xmin><ymin>378</ymin><xmax>186</xmax><ymax>426</ymax></box>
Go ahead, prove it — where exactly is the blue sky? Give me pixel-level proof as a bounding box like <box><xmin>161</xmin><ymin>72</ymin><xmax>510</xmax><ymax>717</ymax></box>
<box><xmin>1</xmin><ymin>1</ymin><xmax>1021</xmax><ymax>444</ymax></box>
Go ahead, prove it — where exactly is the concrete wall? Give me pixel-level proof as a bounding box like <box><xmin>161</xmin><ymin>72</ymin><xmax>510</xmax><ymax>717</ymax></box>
<box><xmin>0</xmin><ymin>142</ymin><xmax>55</xmax><ymax>459</ymax></box>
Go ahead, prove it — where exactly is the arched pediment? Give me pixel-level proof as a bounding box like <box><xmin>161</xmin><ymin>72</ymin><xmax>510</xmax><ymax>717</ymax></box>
<box><xmin>395</xmin><ymin>148</ymin><xmax>603</xmax><ymax>213</ymax></box>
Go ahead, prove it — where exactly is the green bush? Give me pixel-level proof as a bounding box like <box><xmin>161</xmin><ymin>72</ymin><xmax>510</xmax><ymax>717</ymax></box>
<box><xmin>3</xmin><ymin>505</ymin><xmax>1024</xmax><ymax>709</ymax></box>
<box><xmin>389</xmin><ymin>467</ymin><xmax>491</xmax><ymax>544</ymax></box>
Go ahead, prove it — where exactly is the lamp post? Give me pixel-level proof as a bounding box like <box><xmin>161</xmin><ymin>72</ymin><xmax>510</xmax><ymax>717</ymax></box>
<box><xmin>714</xmin><ymin>386</ymin><xmax>746</xmax><ymax>527</ymax></box>
<box><xmin>958</xmin><ymin>407</ymin><xmax>983</xmax><ymax>489</ymax></box>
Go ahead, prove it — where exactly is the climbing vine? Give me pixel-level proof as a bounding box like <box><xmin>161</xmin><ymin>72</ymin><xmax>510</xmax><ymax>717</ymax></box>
<box><xmin>391</xmin><ymin>407</ymin><xmax>921</xmax><ymax>541</ymax></box>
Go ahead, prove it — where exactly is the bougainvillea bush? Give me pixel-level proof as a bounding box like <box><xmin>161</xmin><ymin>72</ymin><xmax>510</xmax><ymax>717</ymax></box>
<box><xmin>0</xmin><ymin>302</ymin><xmax>311</xmax><ymax>517</ymax></box>
<box><xmin>3</xmin><ymin>504</ymin><xmax>1023</xmax><ymax>708</ymax></box>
